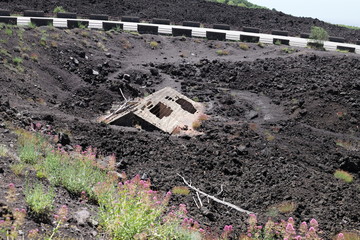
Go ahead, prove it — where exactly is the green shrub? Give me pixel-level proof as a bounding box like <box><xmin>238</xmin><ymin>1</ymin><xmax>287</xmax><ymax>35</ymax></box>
<box><xmin>95</xmin><ymin>176</ymin><xmax>199</xmax><ymax>239</ymax></box>
<box><xmin>309</xmin><ymin>26</ymin><xmax>329</xmax><ymax>44</ymax></box>
<box><xmin>282</xmin><ymin>47</ymin><xmax>296</xmax><ymax>54</ymax></box>
<box><xmin>334</xmin><ymin>170</ymin><xmax>353</xmax><ymax>183</ymax></box>
<box><xmin>150</xmin><ymin>41</ymin><xmax>159</xmax><ymax>49</ymax></box>
<box><xmin>216</xmin><ymin>49</ymin><xmax>229</xmax><ymax>55</ymax></box>
<box><xmin>257</xmin><ymin>42</ymin><xmax>265</xmax><ymax>48</ymax></box>
<box><xmin>0</xmin><ymin>144</ymin><xmax>8</xmax><ymax>157</ymax></box>
<box><xmin>239</xmin><ymin>43</ymin><xmax>249</xmax><ymax>50</ymax></box>
<box><xmin>53</xmin><ymin>6</ymin><xmax>66</xmax><ymax>14</ymax></box>
<box><xmin>28</xmin><ymin>22</ymin><xmax>36</xmax><ymax>29</ymax></box>
<box><xmin>5</xmin><ymin>28</ymin><xmax>12</xmax><ymax>36</ymax></box>
<box><xmin>274</xmin><ymin>40</ymin><xmax>282</xmax><ymax>45</ymax></box>
<box><xmin>25</xmin><ymin>183</ymin><xmax>54</xmax><ymax>215</ymax></box>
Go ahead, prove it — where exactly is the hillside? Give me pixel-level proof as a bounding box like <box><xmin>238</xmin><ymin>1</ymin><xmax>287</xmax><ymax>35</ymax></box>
<box><xmin>0</xmin><ymin>1</ymin><xmax>359</xmax><ymax>240</ymax></box>
<box><xmin>1</xmin><ymin>0</ymin><xmax>360</xmax><ymax>42</ymax></box>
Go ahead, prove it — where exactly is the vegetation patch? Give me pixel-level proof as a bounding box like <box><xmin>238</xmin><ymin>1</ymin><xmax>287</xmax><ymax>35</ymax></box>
<box><xmin>25</xmin><ymin>182</ymin><xmax>55</xmax><ymax>217</ymax></box>
<box><xmin>215</xmin><ymin>49</ymin><xmax>230</xmax><ymax>55</ymax></box>
<box><xmin>334</xmin><ymin>170</ymin><xmax>354</xmax><ymax>183</ymax></box>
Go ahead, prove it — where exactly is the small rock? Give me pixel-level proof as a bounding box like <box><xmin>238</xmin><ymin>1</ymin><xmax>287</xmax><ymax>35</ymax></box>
<box><xmin>13</xmin><ymin>46</ymin><xmax>21</xmax><ymax>52</ymax></box>
<box><xmin>92</xmin><ymin>70</ymin><xmax>99</xmax><ymax>75</ymax></box>
<box><xmin>105</xmin><ymin>53</ymin><xmax>111</xmax><ymax>58</ymax></box>
<box><xmin>123</xmin><ymin>74</ymin><xmax>131</xmax><ymax>81</ymax></box>
<box><xmin>350</xmin><ymin>118</ymin><xmax>358</xmax><ymax>124</ymax></box>
<box><xmin>150</xmin><ymin>68</ymin><xmax>159</xmax><ymax>76</ymax></box>
<box><xmin>88</xmin><ymin>218</ymin><xmax>99</xmax><ymax>227</ymax></box>
<box><xmin>74</xmin><ymin>209</ymin><xmax>90</xmax><ymax>226</ymax></box>
<box><xmin>247</xmin><ymin>110</ymin><xmax>259</xmax><ymax>120</ymax></box>
<box><xmin>58</xmin><ymin>132</ymin><xmax>70</xmax><ymax>145</ymax></box>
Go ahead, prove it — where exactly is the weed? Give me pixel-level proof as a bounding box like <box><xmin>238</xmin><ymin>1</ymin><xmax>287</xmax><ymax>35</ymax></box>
<box><xmin>12</xmin><ymin>57</ymin><xmax>23</xmax><ymax>65</ymax></box>
<box><xmin>257</xmin><ymin>42</ymin><xmax>265</xmax><ymax>48</ymax></box>
<box><xmin>40</xmin><ymin>38</ymin><xmax>47</xmax><ymax>47</ymax></box>
<box><xmin>80</xmin><ymin>30</ymin><xmax>90</xmax><ymax>38</ymax></box>
<box><xmin>336</xmin><ymin>111</ymin><xmax>347</xmax><ymax>119</ymax></box>
<box><xmin>274</xmin><ymin>40</ymin><xmax>282</xmax><ymax>45</ymax></box>
<box><xmin>334</xmin><ymin>170</ymin><xmax>353</xmax><ymax>183</ymax></box>
<box><xmin>198</xmin><ymin>114</ymin><xmax>209</xmax><ymax>121</ymax></box>
<box><xmin>78</xmin><ymin>22</ymin><xmax>87</xmax><ymax>29</ymax></box>
<box><xmin>216</xmin><ymin>49</ymin><xmax>230</xmax><ymax>55</ymax></box>
<box><xmin>17</xmin><ymin>29</ymin><xmax>25</xmax><ymax>41</ymax></box>
<box><xmin>28</xmin><ymin>22</ymin><xmax>37</xmax><ymax>29</ymax></box>
<box><xmin>4</xmin><ymin>28</ymin><xmax>12</xmax><ymax>36</ymax></box>
<box><xmin>0</xmin><ymin>39</ymin><xmax>8</xmax><ymax>43</ymax></box>
<box><xmin>150</xmin><ymin>41</ymin><xmax>159</xmax><ymax>49</ymax></box>
<box><xmin>265</xmin><ymin>131</ymin><xmax>275</xmax><ymax>141</ymax></box>
<box><xmin>336</xmin><ymin>231</ymin><xmax>360</xmax><ymax>240</ymax></box>
<box><xmin>10</xmin><ymin>163</ymin><xmax>26</xmax><ymax>176</ymax></box>
<box><xmin>47</xmin><ymin>205</ymin><xmax>68</xmax><ymax>239</ymax></box>
<box><xmin>6</xmin><ymin>183</ymin><xmax>17</xmax><ymax>203</ymax></box>
<box><xmin>336</xmin><ymin>24</ymin><xmax>360</xmax><ymax>30</ymax></box>
<box><xmin>96</xmin><ymin>42</ymin><xmax>108</xmax><ymax>51</ymax></box>
<box><xmin>336</xmin><ymin>49</ymin><xmax>350</xmax><ymax>53</ymax></box>
<box><xmin>18</xmin><ymin>140</ymin><xmax>38</xmax><ymax>164</ymax></box>
<box><xmin>275</xmin><ymin>201</ymin><xmax>297</xmax><ymax>214</ymax></box>
<box><xmin>0</xmin><ymin>144</ymin><xmax>8</xmax><ymax>157</ymax></box>
<box><xmin>282</xmin><ymin>47</ymin><xmax>296</xmax><ymax>54</ymax></box>
<box><xmin>30</xmin><ymin>53</ymin><xmax>39</xmax><ymax>62</ymax></box>
<box><xmin>50</xmin><ymin>41</ymin><xmax>58</xmax><ymax>48</ymax></box>
<box><xmin>192</xmin><ymin>96</ymin><xmax>200</xmax><ymax>102</ymax></box>
<box><xmin>239</xmin><ymin>43</ymin><xmax>249</xmax><ymax>50</ymax></box>
<box><xmin>172</xmin><ymin>186</ymin><xmax>190</xmax><ymax>195</ymax></box>
<box><xmin>192</xmin><ymin>120</ymin><xmax>201</xmax><ymax>129</ymax></box>
<box><xmin>0</xmin><ymin>48</ymin><xmax>11</xmax><ymax>57</ymax></box>
<box><xmin>25</xmin><ymin>182</ymin><xmax>54</xmax><ymax>216</ymax></box>
<box><xmin>53</xmin><ymin>6</ymin><xmax>66</xmax><ymax>14</ymax></box>
<box><xmin>335</xmin><ymin>139</ymin><xmax>360</xmax><ymax>151</ymax></box>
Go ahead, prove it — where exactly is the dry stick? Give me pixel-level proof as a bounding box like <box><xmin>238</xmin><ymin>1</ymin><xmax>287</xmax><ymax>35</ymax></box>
<box><xmin>178</xmin><ymin>174</ymin><xmax>254</xmax><ymax>215</ymax></box>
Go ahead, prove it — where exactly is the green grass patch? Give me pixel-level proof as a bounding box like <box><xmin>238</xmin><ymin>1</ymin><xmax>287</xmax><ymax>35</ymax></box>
<box><xmin>5</xmin><ymin>28</ymin><xmax>13</xmax><ymax>36</ymax></box>
<box><xmin>0</xmin><ymin>144</ymin><xmax>8</xmax><ymax>157</ymax></box>
<box><xmin>53</xmin><ymin>6</ymin><xmax>66</xmax><ymax>14</ymax></box>
<box><xmin>149</xmin><ymin>41</ymin><xmax>159</xmax><ymax>49</ymax></box>
<box><xmin>336</xmin><ymin>24</ymin><xmax>360</xmax><ymax>30</ymax></box>
<box><xmin>25</xmin><ymin>182</ymin><xmax>55</xmax><ymax>216</ymax></box>
<box><xmin>334</xmin><ymin>170</ymin><xmax>353</xmax><ymax>183</ymax></box>
<box><xmin>239</xmin><ymin>43</ymin><xmax>249</xmax><ymax>50</ymax></box>
<box><xmin>215</xmin><ymin>49</ymin><xmax>230</xmax><ymax>55</ymax></box>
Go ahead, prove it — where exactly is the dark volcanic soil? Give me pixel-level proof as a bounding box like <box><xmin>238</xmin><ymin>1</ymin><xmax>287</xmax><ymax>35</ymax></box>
<box><xmin>0</xmin><ymin>13</ymin><xmax>359</xmax><ymax>240</ymax></box>
<box><xmin>1</xmin><ymin>0</ymin><xmax>360</xmax><ymax>43</ymax></box>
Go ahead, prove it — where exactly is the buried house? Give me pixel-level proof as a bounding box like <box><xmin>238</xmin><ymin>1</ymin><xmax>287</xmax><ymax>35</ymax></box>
<box><xmin>100</xmin><ymin>87</ymin><xmax>205</xmax><ymax>134</ymax></box>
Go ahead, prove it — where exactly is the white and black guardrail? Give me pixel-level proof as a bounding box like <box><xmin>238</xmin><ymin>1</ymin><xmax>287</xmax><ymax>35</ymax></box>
<box><xmin>0</xmin><ymin>9</ymin><xmax>360</xmax><ymax>54</ymax></box>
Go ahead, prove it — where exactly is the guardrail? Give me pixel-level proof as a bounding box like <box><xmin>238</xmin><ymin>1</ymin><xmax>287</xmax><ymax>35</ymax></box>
<box><xmin>0</xmin><ymin>10</ymin><xmax>359</xmax><ymax>54</ymax></box>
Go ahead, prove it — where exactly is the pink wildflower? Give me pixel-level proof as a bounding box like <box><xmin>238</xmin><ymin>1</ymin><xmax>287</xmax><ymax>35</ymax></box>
<box><xmin>299</xmin><ymin>222</ymin><xmax>308</xmax><ymax>233</ymax></box>
<box><xmin>310</xmin><ymin>218</ymin><xmax>319</xmax><ymax>230</ymax></box>
<box><xmin>336</xmin><ymin>233</ymin><xmax>345</xmax><ymax>240</ymax></box>
<box><xmin>286</xmin><ymin>223</ymin><xmax>296</xmax><ymax>236</ymax></box>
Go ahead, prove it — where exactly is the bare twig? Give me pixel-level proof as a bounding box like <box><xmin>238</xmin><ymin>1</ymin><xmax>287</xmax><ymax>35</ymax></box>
<box><xmin>192</xmin><ymin>196</ymin><xmax>200</xmax><ymax>209</ymax></box>
<box><xmin>178</xmin><ymin>174</ymin><xmax>254</xmax><ymax>215</ymax></box>
<box><xmin>119</xmin><ymin>88</ymin><xmax>127</xmax><ymax>102</ymax></box>
<box><xmin>215</xmin><ymin>184</ymin><xmax>224</xmax><ymax>196</ymax></box>
<box><xmin>196</xmin><ymin>192</ymin><xmax>203</xmax><ymax>207</ymax></box>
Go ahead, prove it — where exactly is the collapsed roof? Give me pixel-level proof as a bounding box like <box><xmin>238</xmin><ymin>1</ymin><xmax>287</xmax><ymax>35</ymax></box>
<box><xmin>100</xmin><ymin>87</ymin><xmax>205</xmax><ymax>134</ymax></box>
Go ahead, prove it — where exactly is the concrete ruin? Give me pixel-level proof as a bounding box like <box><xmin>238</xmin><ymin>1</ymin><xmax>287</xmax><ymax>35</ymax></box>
<box><xmin>100</xmin><ymin>87</ymin><xmax>205</xmax><ymax>134</ymax></box>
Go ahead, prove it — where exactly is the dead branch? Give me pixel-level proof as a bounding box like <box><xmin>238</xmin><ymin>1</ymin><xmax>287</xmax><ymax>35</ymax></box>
<box><xmin>178</xmin><ymin>174</ymin><xmax>254</xmax><ymax>215</ymax></box>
